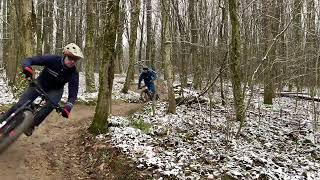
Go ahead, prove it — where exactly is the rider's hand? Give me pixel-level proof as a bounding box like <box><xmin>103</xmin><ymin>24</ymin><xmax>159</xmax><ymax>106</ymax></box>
<box><xmin>61</xmin><ymin>104</ymin><xmax>72</xmax><ymax>118</ymax></box>
<box><xmin>22</xmin><ymin>67</ymin><xmax>33</xmax><ymax>79</ymax></box>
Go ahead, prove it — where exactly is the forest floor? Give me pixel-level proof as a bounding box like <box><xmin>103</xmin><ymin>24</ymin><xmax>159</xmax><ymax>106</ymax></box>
<box><xmin>0</xmin><ymin>73</ymin><xmax>167</xmax><ymax>180</ymax></box>
<box><xmin>0</xmin><ymin>100</ymin><xmax>151</xmax><ymax>180</ymax></box>
<box><xmin>1</xmin><ymin>74</ymin><xmax>320</xmax><ymax>179</ymax></box>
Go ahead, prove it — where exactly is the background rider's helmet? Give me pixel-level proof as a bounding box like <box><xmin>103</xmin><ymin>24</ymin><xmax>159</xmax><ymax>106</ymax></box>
<box><xmin>63</xmin><ymin>43</ymin><xmax>84</xmax><ymax>59</ymax></box>
<box><xmin>142</xmin><ymin>65</ymin><xmax>148</xmax><ymax>71</ymax></box>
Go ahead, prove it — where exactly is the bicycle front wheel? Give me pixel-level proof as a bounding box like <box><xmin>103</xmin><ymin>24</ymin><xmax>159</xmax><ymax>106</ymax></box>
<box><xmin>140</xmin><ymin>89</ymin><xmax>150</xmax><ymax>102</ymax></box>
<box><xmin>0</xmin><ymin>110</ymin><xmax>34</xmax><ymax>154</ymax></box>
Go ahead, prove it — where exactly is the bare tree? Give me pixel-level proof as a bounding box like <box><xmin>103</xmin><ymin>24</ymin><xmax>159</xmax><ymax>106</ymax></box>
<box><xmin>36</xmin><ymin>0</ymin><xmax>44</xmax><ymax>55</ymax></box>
<box><xmin>5</xmin><ymin>0</ymin><xmax>18</xmax><ymax>85</ymax></box>
<box><xmin>137</xmin><ymin>0</ymin><xmax>145</xmax><ymax>65</ymax></box>
<box><xmin>262</xmin><ymin>0</ymin><xmax>277</xmax><ymax>105</ymax></box>
<box><xmin>43</xmin><ymin>1</ymin><xmax>53</xmax><ymax>54</ymax></box>
<box><xmin>162</xmin><ymin>0</ymin><xmax>176</xmax><ymax>113</ymax></box>
<box><xmin>145</xmin><ymin>0</ymin><xmax>154</xmax><ymax>68</ymax></box>
<box><xmin>84</xmin><ymin>0</ymin><xmax>96</xmax><ymax>93</ymax></box>
<box><xmin>55</xmin><ymin>0</ymin><xmax>65</xmax><ymax>54</ymax></box>
<box><xmin>189</xmin><ymin>0</ymin><xmax>202</xmax><ymax>90</ymax></box>
<box><xmin>122</xmin><ymin>0</ymin><xmax>141</xmax><ymax>93</ymax></box>
<box><xmin>2</xmin><ymin>0</ymin><xmax>8</xmax><ymax>67</ymax></box>
<box><xmin>172</xmin><ymin>0</ymin><xmax>188</xmax><ymax>89</ymax></box>
<box><xmin>228</xmin><ymin>0</ymin><xmax>245</xmax><ymax>135</ymax></box>
<box><xmin>89</xmin><ymin>0</ymin><xmax>120</xmax><ymax>134</ymax></box>
<box><xmin>115</xmin><ymin>0</ymin><xmax>126</xmax><ymax>74</ymax></box>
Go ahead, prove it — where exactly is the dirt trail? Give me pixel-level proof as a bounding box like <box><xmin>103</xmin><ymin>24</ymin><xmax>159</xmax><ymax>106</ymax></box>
<box><xmin>0</xmin><ymin>103</ymin><xmax>143</xmax><ymax>180</ymax></box>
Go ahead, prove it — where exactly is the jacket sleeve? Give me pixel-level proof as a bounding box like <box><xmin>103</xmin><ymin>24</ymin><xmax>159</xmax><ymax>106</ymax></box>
<box><xmin>66</xmin><ymin>72</ymin><xmax>79</xmax><ymax>109</ymax></box>
<box><xmin>22</xmin><ymin>55</ymin><xmax>58</xmax><ymax>68</ymax></box>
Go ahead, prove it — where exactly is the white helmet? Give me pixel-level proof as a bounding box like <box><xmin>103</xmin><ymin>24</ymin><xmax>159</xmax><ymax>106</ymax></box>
<box><xmin>63</xmin><ymin>43</ymin><xmax>84</xmax><ymax>59</ymax></box>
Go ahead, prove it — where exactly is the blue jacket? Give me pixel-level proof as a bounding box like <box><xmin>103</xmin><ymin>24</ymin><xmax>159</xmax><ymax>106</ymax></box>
<box><xmin>138</xmin><ymin>70</ymin><xmax>157</xmax><ymax>92</ymax></box>
<box><xmin>22</xmin><ymin>55</ymin><xmax>79</xmax><ymax>106</ymax></box>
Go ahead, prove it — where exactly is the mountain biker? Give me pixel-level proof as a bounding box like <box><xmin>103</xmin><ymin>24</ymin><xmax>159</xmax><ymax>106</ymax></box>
<box><xmin>0</xmin><ymin>43</ymin><xmax>84</xmax><ymax>136</ymax></box>
<box><xmin>138</xmin><ymin>65</ymin><xmax>157</xmax><ymax>100</ymax></box>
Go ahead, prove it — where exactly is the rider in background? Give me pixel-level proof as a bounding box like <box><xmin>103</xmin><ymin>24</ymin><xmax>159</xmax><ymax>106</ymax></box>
<box><xmin>138</xmin><ymin>65</ymin><xmax>157</xmax><ymax>99</ymax></box>
<box><xmin>0</xmin><ymin>43</ymin><xmax>84</xmax><ymax>136</ymax></box>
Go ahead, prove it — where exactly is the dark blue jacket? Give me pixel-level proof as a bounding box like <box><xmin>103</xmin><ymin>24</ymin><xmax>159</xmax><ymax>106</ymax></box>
<box><xmin>138</xmin><ymin>70</ymin><xmax>157</xmax><ymax>93</ymax></box>
<box><xmin>22</xmin><ymin>55</ymin><xmax>79</xmax><ymax>106</ymax></box>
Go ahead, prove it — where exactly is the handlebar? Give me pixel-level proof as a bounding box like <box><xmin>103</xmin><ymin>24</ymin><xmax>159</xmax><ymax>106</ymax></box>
<box><xmin>28</xmin><ymin>79</ymin><xmax>63</xmax><ymax>113</ymax></box>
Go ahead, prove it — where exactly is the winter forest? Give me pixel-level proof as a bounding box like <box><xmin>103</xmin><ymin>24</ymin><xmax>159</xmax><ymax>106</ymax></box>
<box><xmin>0</xmin><ymin>0</ymin><xmax>320</xmax><ymax>179</ymax></box>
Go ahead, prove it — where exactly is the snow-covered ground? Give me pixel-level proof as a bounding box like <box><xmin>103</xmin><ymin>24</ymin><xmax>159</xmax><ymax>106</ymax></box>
<box><xmin>1</xmin><ymin>72</ymin><xmax>320</xmax><ymax>179</ymax></box>
<box><xmin>106</xmin><ymin>79</ymin><xmax>320</xmax><ymax>179</ymax></box>
<box><xmin>105</xmin><ymin>97</ymin><xmax>320</xmax><ymax>179</ymax></box>
<box><xmin>0</xmin><ymin>69</ymin><xmax>15</xmax><ymax>104</ymax></box>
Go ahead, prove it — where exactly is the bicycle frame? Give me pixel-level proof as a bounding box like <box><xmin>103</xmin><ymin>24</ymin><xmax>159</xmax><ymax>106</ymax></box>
<box><xmin>139</xmin><ymin>86</ymin><xmax>160</xmax><ymax>102</ymax></box>
<box><xmin>0</xmin><ymin>80</ymin><xmax>63</xmax><ymax>153</ymax></box>
<box><xmin>31</xmin><ymin>81</ymin><xmax>62</xmax><ymax>111</ymax></box>
<box><xmin>139</xmin><ymin>86</ymin><xmax>151</xmax><ymax>101</ymax></box>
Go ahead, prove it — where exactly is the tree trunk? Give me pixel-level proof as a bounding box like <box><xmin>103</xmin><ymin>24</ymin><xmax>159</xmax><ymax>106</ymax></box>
<box><xmin>36</xmin><ymin>0</ymin><xmax>44</xmax><ymax>55</ymax></box>
<box><xmin>150</xmin><ymin>23</ymin><xmax>156</xmax><ymax>70</ymax></box>
<box><xmin>17</xmin><ymin>0</ymin><xmax>34</xmax><ymax>58</ymax></box>
<box><xmin>162</xmin><ymin>0</ymin><xmax>176</xmax><ymax>114</ymax></box>
<box><xmin>6</xmin><ymin>0</ymin><xmax>18</xmax><ymax>85</ymax></box>
<box><xmin>84</xmin><ymin>0</ymin><xmax>96</xmax><ymax>93</ymax></box>
<box><xmin>2</xmin><ymin>0</ymin><xmax>8</xmax><ymax>66</ymax></box>
<box><xmin>115</xmin><ymin>0</ymin><xmax>125</xmax><ymax>74</ymax></box>
<box><xmin>137</xmin><ymin>0</ymin><xmax>145</xmax><ymax>66</ymax></box>
<box><xmin>160</xmin><ymin>0</ymin><xmax>167</xmax><ymax>80</ymax></box>
<box><xmin>293</xmin><ymin>0</ymin><xmax>302</xmax><ymax>88</ymax></box>
<box><xmin>218</xmin><ymin>0</ymin><xmax>228</xmax><ymax>106</ymax></box>
<box><xmin>172</xmin><ymin>0</ymin><xmax>188</xmax><ymax>89</ymax></box>
<box><xmin>189</xmin><ymin>0</ymin><xmax>201</xmax><ymax>90</ymax></box>
<box><xmin>69</xmin><ymin>0</ymin><xmax>76</xmax><ymax>43</ymax></box>
<box><xmin>76</xmin><ymin>0</ymin><xmax>84</xmax><ymax>47</ymax></box>
<box><xmin>55</xmin><ymin>0</ymin><xmax>64</xmax><ymax>54</ymax></box>
<box><xmin>228</xmin><ymin>0</ymin><xmax>245</xmax><ymax>134</ymax></box>
<box><xmin>89</xmin><ymin>0</ymin><xmax>120</xmax><ymax>135</ymax></box>
<box><xmin>278</xmin><ymin>0</ymin><xmax>287</xmax><ymax>91</ymax></box>
<box><xmin>5</xmin><ymin>0</ymin><xmax>34</xmax><ymax>85</ymax></box>
<box><xmin>121</xmin><ymin>0</ymin><xmax>141</xmax><ymax>93</ymax></box>
<box><xmin>262</xmin><ymin>0</ymin><xmax>276</xmax><ymax>105</ymax></box>
<box><xmin>64</xmin><ymin>0</ymin><xmax>70</xmax><ymax>44</ymax></box>
<box><xmin>43</xmin><ymin>1</ymin><xmax>53</xmax><ymax>53</ymax></box>
<box><xmin>145</xmin><ymin>0</ymin><xmax>153</xmax><ymax>68</ymax></box>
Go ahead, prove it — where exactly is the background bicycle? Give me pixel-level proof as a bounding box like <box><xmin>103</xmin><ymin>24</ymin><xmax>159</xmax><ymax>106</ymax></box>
<box><xmin>139</xmin><ymin>86</ymin><xmax>159</xmax><ymax>102</ymax></box>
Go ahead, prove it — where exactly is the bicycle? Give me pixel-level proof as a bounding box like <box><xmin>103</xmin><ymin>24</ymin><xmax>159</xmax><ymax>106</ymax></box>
<box><xmin>139</xmin><ymin>86</ymin><xmax>159</xmax><ymax>102</ymax></box>
<box><xmin>0</xmin><ymin>79</ymin><xmax>63</xmax><ymax>154</ymax></box>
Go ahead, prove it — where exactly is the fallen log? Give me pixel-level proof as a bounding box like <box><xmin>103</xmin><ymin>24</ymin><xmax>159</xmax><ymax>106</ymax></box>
<box><xmin>278</xmin><ymin>92</ymin><xmax>320</xmax><ymax>102</ymax></box>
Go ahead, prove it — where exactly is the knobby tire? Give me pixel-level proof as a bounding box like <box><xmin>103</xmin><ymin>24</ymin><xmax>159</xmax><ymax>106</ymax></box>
<box><xmin>0</xmin><ymin>110</ymin><xmax>34</xmax><ymax>154</ymax></box>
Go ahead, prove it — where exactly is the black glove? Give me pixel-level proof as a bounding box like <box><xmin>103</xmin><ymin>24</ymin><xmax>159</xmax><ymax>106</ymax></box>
<box><xmin>22</xmin><ymin>67</ymin><xmax>33</xmax><ymax>79</ymax></box>
<box><xmin>61</xmin><ymin>104</ymin><xmax>72</xmax><ymax>118</ymax></box>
